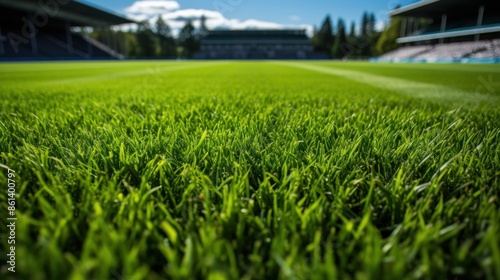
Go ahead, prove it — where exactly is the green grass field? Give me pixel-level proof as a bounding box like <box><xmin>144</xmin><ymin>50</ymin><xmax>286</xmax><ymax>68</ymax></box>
<box><xmin>0</xmin><ymin>61</ymin><xmax>499</xmax><ymax>280</ymax></box>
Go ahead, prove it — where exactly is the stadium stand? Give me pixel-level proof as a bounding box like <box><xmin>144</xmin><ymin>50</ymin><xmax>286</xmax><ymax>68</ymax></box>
<box><xmin>0</xmin><ymin>0</ymin><xmax>135</xmax><ymax>61</ymax></box>
<box><xmin>415</xmin><ymin>41</ymin><xmax>489</xmax><ymax>59</ymax></box>
<box><xmin>377</xmin><ymin>0</ymin><xmax>500</xmax><ymax>63</ymax></box>
<box><xmin>470</xmin><ymin>39</ymin><xmax>500</xmax><ymax>58</ymax></box>
<box><xmin>379</xmin><ymin>45</ymin><xmax>433</xmax><ymax>60</ymax></box>
<box><xmin>195</xmin><ymin>30</ymin><xmax>326</xmax><ymax>59</ymax></box>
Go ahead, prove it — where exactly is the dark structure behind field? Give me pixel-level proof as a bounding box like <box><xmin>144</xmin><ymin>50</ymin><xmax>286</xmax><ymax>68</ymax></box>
<box><xmin>0</xmin><ymin>0</ymin><xmax>135</xmax><ymax>61</ymax></box>
<box><xmin>195</xmin><ymin>30</ymin><xmax>326</xmax><ymax>60</ymax></box>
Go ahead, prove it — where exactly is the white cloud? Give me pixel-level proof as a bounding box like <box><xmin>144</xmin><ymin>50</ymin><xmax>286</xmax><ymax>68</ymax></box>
<box><xmin>125</xmin><ymin>0</ymin><xmax>180</xmax><ymax>16</ymax></box>
<box><xmin>127</xmin><ymin>13</ymin><xmax>151</xmax><ymax>22</ymax></box>
<box><xmin>296</xmin><ymin>24</ymin><xmax>314</xmax><ymax>37</ymax></box>
<box><xmin>232</xmin><ymin>19</ymin><xmax>283</xmax><ymax>29</ymax></box>
<box><xmin>124</xmin><ymin>1</ymin><xmax>313</xmax><ymax>37</ymax></box>
<box><xmin>290</xmin><ymin>15</ymin><xmax>301</xmax><ymax>22</ymax></box>
<box><xmin>375</xmin><ymin>20</ymin><xmax>385</xmax><ymax>31</ymax></box>
<box><xmin>159</xmin><ymin>9</ymin><xmax>284</xmax><ymax>31</ymax></box>
<box><xmin>162</xmin><ymin>9</ymin><xmax>225</xmax><ymax>22</ymax></box>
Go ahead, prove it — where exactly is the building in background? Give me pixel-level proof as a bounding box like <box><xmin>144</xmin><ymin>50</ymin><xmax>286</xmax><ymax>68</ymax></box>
<box><xmin>195</xmin><ymin>30</ymin><xmax>325</xmax><ymax>60</ymax></box>
<box><xmin>0</xmin><ymin>0</ymin><xmax>135</xmax><ymax>61</ymax></box>
<box><xmin>378</xmin><ymin>0</ymin><xmax>500</xmax><ymax>62</ymax></box>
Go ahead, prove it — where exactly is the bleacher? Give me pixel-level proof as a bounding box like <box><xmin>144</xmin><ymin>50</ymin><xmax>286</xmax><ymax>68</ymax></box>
<box><xmin>1</xmin><ymin>26</ymin><xmax>119</xmax><ymax>60</ymax></box>
<box><xmin>379</xmin><ymin>45</ymin><xmax>432</xmax><ymax>59</ymax></box>
<box><xmin>378</xmin><ymin>40</ymin><xmax>499</xmax><ymax>61</ymax></box>
<box><xmin>470</xmin><ymin>39</ymin><xmax>500</xmax><ymax>58</ymax></box>
<box><xmin>0</xmin><ymin>0</ymin><xmax>134</xmax><ymax>61</ymax></box>
<box><xmin>379</xmin><ymin>0</ymin><xmax>500</xmax><ymax>63</ymax></box>
<box><xmin>416</xmin><ymin>41</ymin><xmax>490</xmax><ymax>59</ymax></box>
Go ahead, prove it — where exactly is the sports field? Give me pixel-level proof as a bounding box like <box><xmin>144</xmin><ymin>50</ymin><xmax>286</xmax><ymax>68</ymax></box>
<box><xmin>1</xmin><ymin>61</ymin><xmax>499</xmax><ymax>279</ymax></box>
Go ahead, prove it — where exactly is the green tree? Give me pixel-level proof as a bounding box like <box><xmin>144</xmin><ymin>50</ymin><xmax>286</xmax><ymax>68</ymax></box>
<box><xmin>359</xmin><ymin>12</ymin><xmax>378</xmax><ymax>57</ymax></box>
<box><xmin>376</xmin><ymin>16</ymin><xmax>402</xmax><ymax>55</ymax></box>
<box><xmin>368</xmin><ymin>13</ymin><xmax>381</xmax><ymax>56</ymax></box>
<box><xmin>348</xmin><ymin>21</ymin><xmax>356</xmax><ymax>42</ymax></box>
<box><xmin>92</xmin><ymin>27</ymin><xmax>114</xmax><ymax>49</ymax></box>
<box><xmin>198</xmin><ymin>14</ymin><xmax>209</xmax><ymax>39</ymax></box>
<box><xmin>360</xmin><ymin>12</ymin><xmax>371</xmax><ymax>56</ymax></box>
<box><xmin>343</xmin><ymin>21</ymin><xmax>358</xmax><ymax>58</ymax></box>
<box><xmin>332</xmin><ymin>18</ymin><xmax>347</xmax><ymax>58</ymax></box>
<box><xmin>155</xmin><ymin>16</ymin><xmax>176</xmax><ymax>57</ymax></box>
<box><xmin>368</xmin><ymin>13</ymin><xmax>377</xmax><ymax>35</ymax></box>
<box><xmin>136</xmin><ymin>20</ymin><xmax>157</xmax><ymax>57</ymax></box>
<box><xmin>360</xmin><ymin>12</ymin><xmax>369</xmax><ymax>37</ymax></box>
<box><xmin>179</xmin><ymin>20</ymin><xmax>198</xmax><ymax>57</ymax></box>
<box><xmin>114</xmin><ymin>31</ymin><xmax>127</xmax><ymax>56</ymax></box>
<box><xmin>312</xmin><ymin>15</ymin><xmax>335</xmax><ymax>54</ymax></box>
<box><xmin>125</xmin><ymin>31</ymin><xmax>140</xmax><ymax>58</ymax></box>
<box><xmin>90</xmin><ymin>27</ymin><xmax>134</xmax><ymax>57</ymax></box>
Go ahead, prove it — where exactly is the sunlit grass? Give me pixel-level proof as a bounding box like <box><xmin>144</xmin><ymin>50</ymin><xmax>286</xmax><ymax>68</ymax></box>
<box><xmin>0</xmin><ymin>61</ymin><xmax>499</xmax><ymax>280</ymax></box>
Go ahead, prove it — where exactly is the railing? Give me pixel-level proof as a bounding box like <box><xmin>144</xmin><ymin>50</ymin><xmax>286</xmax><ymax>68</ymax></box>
<box><xmin>81</xmin><ymin>35</ymin><xmax>125</xmax><ymax>59</ymax></box>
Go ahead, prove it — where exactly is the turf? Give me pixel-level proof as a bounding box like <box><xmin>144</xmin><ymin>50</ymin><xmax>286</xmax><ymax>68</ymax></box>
<box><xmin>0</xmin><ymin>61</ymin><xmax>499</xmax><ymax>280</ymax></box>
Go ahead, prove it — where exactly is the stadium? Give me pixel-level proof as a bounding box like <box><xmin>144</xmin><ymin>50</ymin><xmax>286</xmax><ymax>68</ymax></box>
<box><xmin>0</xmin><ymin>0</ymin><xmax>134</xmax><ymax>61</ymax></box>
<box><xmin>0</xmin><ymin>1</ymin><xmax>499</xmax><ymax>280</ymax></box>
<box><xmin>194</xmin><ymin>30</ymin><xmax>326</xmax><ymax>60</ymax></box>
<box><xmin>378</xmin><ymin>0</ymin><xmax>500</xmax><ymax>62</ymax></box>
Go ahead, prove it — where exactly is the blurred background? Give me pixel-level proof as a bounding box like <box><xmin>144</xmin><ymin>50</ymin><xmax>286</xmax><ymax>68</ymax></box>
<box><xmin>0</xmin><ymin>0</ymin><xmax>499</xmax><ymax>62</ymax></box>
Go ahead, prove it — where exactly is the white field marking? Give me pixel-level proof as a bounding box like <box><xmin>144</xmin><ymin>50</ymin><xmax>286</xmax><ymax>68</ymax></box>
<box><xmin>41</xmin><ymin>62</ymin><xmax>232</xmax><ymax>86</ymax></box>
<box><xmin>313</xmin><ymin>62</ymin><xmax>500</xmax><ymax>74</ymax></box>
<box><xmin>0</xmin><ymin>62</ymin><xmax>142</xmax><ymax>73</ymax></box>
<box><xmin>275</xmin><ymin>62</ymin><xmax>499</xmax><ymax>105</ymax></box>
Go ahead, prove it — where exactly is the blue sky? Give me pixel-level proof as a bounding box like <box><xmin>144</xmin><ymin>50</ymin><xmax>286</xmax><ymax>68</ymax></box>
<box><xmin>84</xmin><ymin>0</ymin><xmax>417</xmax><ymax>33</ymax></box>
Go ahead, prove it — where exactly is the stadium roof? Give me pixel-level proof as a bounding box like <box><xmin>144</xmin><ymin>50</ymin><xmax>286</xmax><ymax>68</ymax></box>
<box><xmin>0</xmin><ymin>0</ymin><xmax>136</xmax><ymax>26</ymax></box>
<box><xmin>389</xmin><ymin>0</ymin><xmax>498</xmax><ymax>18</ymax></box>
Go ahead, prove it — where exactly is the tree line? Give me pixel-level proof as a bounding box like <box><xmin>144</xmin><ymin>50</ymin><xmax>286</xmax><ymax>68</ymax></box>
<box><xmin>87</xmin><ymin>16</ymin><xmax>209</xmax><ymax>58</ymax></box>
<box><xmin>85</xmin><ymin>12</ymin><xmax>401</xmax><ymax>59</ymax></box>
<box><xmin>312</xmin><ymin>11</ymin><xmax>402</xmax><ymax>59</ymax></box>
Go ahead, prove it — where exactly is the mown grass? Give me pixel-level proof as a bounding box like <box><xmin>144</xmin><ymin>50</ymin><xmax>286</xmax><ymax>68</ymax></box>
<box><xmin>0</xmin><ymin>61</ymin><xmax>499</xmax><ymax>280</ymax></box>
